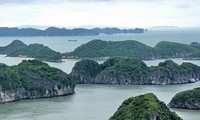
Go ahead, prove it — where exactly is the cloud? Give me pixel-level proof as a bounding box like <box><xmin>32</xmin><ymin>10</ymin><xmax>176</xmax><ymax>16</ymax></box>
<box><xmin>0</xmin><ymin>0</ymin><xmax>199</xmax><ymax>27</ymax></box>
<box><xmin>0</xmin><ymin>0</ymin><xmax>166</xmax><ymax>5</ymax></box>
<box><xmin>176</xmin><ymin>4</ymin><xmax>191</xmax><ymax>9</ymax></box>
<box><xmin>0</xmin><ymin>0</ymin><xmax>109</xmax><ymax>4</ymax></box>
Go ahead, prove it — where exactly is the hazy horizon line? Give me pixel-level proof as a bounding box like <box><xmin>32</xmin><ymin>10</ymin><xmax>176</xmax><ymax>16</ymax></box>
<box><xmin>1</xmin><ymin>25</ymin><xmax>200</xmax><ymax>30</ymax></box>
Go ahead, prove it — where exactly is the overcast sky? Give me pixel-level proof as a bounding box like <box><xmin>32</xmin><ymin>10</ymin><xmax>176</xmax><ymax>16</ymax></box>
<box><xmin>0</xmin><ymin>0</ymin><xmax>199</xmax><ymax>28</ymax></box>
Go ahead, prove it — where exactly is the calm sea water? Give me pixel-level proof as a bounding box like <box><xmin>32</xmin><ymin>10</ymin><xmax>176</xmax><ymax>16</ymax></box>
<box><xmin>0</xmin><ymin>29</ymin><xmax>200</xmax><ymax>52</ymax></box>
<box><xmin>0</xmin><ymin>29</ymin><xmax>200</xmax><ymax>120</ymax></box>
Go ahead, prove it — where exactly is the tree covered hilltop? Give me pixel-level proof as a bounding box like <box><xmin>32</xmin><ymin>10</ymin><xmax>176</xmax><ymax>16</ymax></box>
<box><xmin>0</xmin><ymin>60</ymin><xmax>75</xmax><ymax>103</ymax></box>
<box><xmin>71</xmin><ymin>57</ymin><xmax>200</xmax><ymax>85</ymax></box>
<box><xmin>109</xmin><ymin>93</ymin><xmax>182</xmax><ymax>120</ymax></box>
<box><xmin>66</xmin><ymin>40</ymin><xmax>199</xmax><ymax>59</ymax></box>
<box><xmin>2</xmin><ymin>39</ymin><xmax>200</xmax><ymax>62</ymax></box>
<box><xmin>0</xmin><ymin>40</ymin><xmax>62</xmax><ymax>62</ymax></box>
<box><xmin>169</xmin><ymin>87</ymin><xmax>200</xmax><ymax>110</ymax></box>
<box><xmin>0</xmin><ymin>27</ymin><xmax>144</xmax><ymax>36</ymax></box>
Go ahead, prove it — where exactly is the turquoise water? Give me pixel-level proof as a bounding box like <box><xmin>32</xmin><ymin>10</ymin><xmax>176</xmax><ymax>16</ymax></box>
<box><xmin>0</xmin><ymin>29</ymin><xmax>200</xmax><ymax>120</ymax></box>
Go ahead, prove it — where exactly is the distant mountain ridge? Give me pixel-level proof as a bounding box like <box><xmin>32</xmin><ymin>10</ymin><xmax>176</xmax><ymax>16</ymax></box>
<box><xmin>0</xmin><ymin>27</ymin><xmax>144</xmax><ymax>36</ymax></box>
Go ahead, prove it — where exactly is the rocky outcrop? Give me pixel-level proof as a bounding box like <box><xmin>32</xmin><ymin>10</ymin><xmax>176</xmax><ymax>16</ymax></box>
<box><xmin>0</xmin><ymin>40</ymin><xmax>27</xmax><ymax>54</ymax></box>
<box><xmin>168</xmin><ymin>87</ymin><xmax>200</xmax><ymax>110</ymax></box>
<box><xmin>0</xmin><ymin>86</ymin><xmax>74</xmax><ymax>103</ymax></box>
<box><xmin>0</xmin><ymin>60</ymin><xmax>75</xmax><ymax>103</ymax></box>
<box><xmin>109</xmin><ymin>93</ymin><xmax>182</xmax><ymax>120</ymax></box>
<box><xmin>71</xmin><ymin>58</ymin><xmax>200</xmax><ymax>85</ymax></box>
<box><xmin>71</xmin><ymin>59</ymin><xmax>102</xmax><ymax>83</ymax></box>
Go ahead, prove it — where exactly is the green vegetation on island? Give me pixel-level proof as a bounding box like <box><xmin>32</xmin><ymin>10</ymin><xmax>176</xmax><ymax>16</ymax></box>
<box><xmin>0</xmin><ymin>40</ymin><xmax>27</xmax><ymax>54</ymax></box>
<box><xmin>109</xmin><ymin>93</ymin><xmax>182</xmax><ymax>120</ymax></box>
<box><xmin>2</xmin><ymin>40</ymin><xmax>200</xmax><ymax>62</ymax></box>
<box><xmin>71</xmin><ymin>57</ymin><xmax>200</xmax><ymax>84</ymax></box>
<box><xmin>0</xmin><ymin>40</ymin><xmax>62</xmax><ymax>62</ymax></box>
<box><xmin>8</xmin><ymin>44</ymin><xmax>62</xmax><ymax>62</ymax></box>
<box><xmin>0</xmin><ymin>60</ymin><xmax>75</xmax><ymax>91</ymax></box>
<box><xmin>154</xmin><ymin>41</ymin><xmax>197</xmax><ymax>58</ymax></box>
<box><xmin>67</xmin><ymin>40</ymin><xmax>156</xmax><ymax>59</ymax></box>
<box><xmin>169</xmin><ymin>87</ymin><xmax>200</xmax><ymax>109</ymax></box>
<box><xmin>0</xmin><ymin>60</ymin><xmax>75</xmax><ymax>103</ymax></box>
<box><xmin>66</xmin><ymin>40</ymin><xmax>200</xmax><ymax>59</ymax></box>
<box><xmin>184</xmin><ymin>51</ymin><xmax>200</xmax><ymax>60</ymax></box>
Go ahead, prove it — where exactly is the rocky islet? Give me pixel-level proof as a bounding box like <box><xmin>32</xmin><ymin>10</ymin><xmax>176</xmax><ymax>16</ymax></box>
<box><xmin>71</xmin><ymin>57</ymin><xmax>200</xmax><ymax>85</ymax></box>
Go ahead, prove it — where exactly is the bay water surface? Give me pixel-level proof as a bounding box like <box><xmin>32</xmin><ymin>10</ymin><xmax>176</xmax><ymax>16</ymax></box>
<box><xmin>0</xmin><ymin>29</ymin><xmax>200</xmax><ymax>120</ymax></box>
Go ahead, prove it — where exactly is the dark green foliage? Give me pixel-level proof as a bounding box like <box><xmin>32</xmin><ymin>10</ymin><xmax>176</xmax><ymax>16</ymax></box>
<box><xmin>0</xmin><ymin>60</ymin><xmax>75</xmax><ymax>92</ymax></box>
<box><xmin>68</xmin><ymin>40</ymin><xmax>156</xmax><ymax>59</ymax></box>
<box><xmin>72</xmin><ymin>59</ymin><xmax>102</xmax><ymax>78</ymax></box>
<box><xmin>8</xmin><ymin>44</ymin><xmax>62</xmax><ymax>62</ymax></box>
<box><xmin>170</xmin><ymin>87</ymin><xmax>200</xmax><ymax>105</ymax></box>
<box><xmin>100</xmin><ymin>57</ymin><xmax>123</xmax><ymax>69</ymax></box>
<box><xmin>109</xmin><ymin>93</ymin><xmax>182</xmax><ymax>120</ymax></box>
<box><xmin>181</xmin><ymin>62</ymin><xmax>200</xmax><ymax>73</ymax></box>
<box><xmin>106</xmin><ymin>58</ymin><xmax>148</xmax><ymax>80</ymax></box>
<box><xmin>0</xmin><ymin>40</ymin><xmax>27</xmax><ymax>54</ymax></box>
<box><xmin>72</xmin><ymin>57</ymin><xmax>200</xmax><ymax>84</ymax></box>
<box><xmin>186</xmin><ymin>51</ymin><xmax>200</xmax><ymax>58</ymax></box>
<box><xmin>67</xmin><ymin>40</ymin><xmax>200</xmax><ymax>59</ymax></box>
<box><xmin>149</xmin><ymin>60</ymin><xmax>180</xmax><ymax>73</ymax></box>
<box><xmin>154</xmin><ymin>41</ymin><xmax>197</xmax><ymax>58</ymax></box>
<box><xmin>149</xmin><ymin>60</ymin><xmax>200</xmax><ymax>75</ymax></box>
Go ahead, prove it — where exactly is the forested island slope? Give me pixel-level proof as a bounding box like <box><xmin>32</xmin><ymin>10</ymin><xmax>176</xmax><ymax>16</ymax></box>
<box><xmin>66</xmin><ymin>40</ymin><xmax>198</xmax><ymax>59</ymax></box>
<box><xmin>154</xmin><ymin>41</ymin><xmax>196</xmax><ymax>58</ymax></box>
<box><xmin>8</xmin><ymin>43</ymin><xmax>62</xmax><ymax>62</ymax></box>
<box><xmin>0</xmin><ymin>60</ymin><xmax>75</xmax><ymax>103</ymax></box>
<box><xmin>71</xmin><ymin>58</ymin><xmax>200</xmax><ymax>85</ymax></box>
<box><xmin>109</xmin><ymin>93</ymin><xmax>182</xmax><ymax>120</ymax></box>
<box><xmin>2</xmin><ymin>39</ymin><xmax>200</xmax><ymax>61</ymax></box>
<box><xmin>0</xmin><ymin>40</ymin><xmax>27</xmax><ymax>54</ymax></box>
<box><xmin>0</xmin><ymin>40</ymin><xmax>62</xmax><ymax>62</ymax></box>
<box><xmin>66</xmin><ymin>40</ymin><xmax>156</xmax><ymax>59</ymax></box>
<box><xmin>169</xmin><ymin>87</ymin><xmax>200</xmax><ymax>110</ymax></box>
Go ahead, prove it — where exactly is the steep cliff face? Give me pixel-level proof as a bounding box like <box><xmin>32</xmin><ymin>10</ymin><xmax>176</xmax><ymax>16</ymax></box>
<box><xmin>70</xmin><ymin>59</ymin><xmax>102</xmax><ymax>84</ymax></box>
<box><xmin>146</xmin><ymin>61</ymin><xmax>200</xmax><ymax>85</ymax></box>
<box><xmin>109</xmin><ymin>93</ymin><xmax>182</xmax><ymax>120</ymax></box>
<box><xmin>71</xmin><ymin>58</ymin><xmax>200</xmax><ymax>85</ymax></box>
<box><xmin>0</xmin><ymin>60</ymin><xmax>75</xmax><ymax>103</ymax></box>
<box><xmin>0</xmin><ymin>86</ymin><xmax>74</xmax><ymax>103</ymax></box>
<box><xmin>168</xmin><ymin>87</ymin><xmax>200</xmax><ymax>110</ymax></box>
